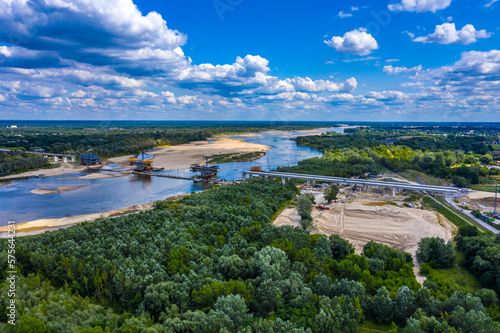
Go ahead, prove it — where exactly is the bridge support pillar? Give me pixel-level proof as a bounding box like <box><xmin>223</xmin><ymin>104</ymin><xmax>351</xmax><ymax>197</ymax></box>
<box><xmin>71</xmin><ymin>156</ymin><xmax>76</xmax><ymax>163</ymax></box>
<box><xmin>63</xmin><ymin>156</ymin><xmax>68</xmax><ymax>163</ymax></box>
<box><xmin>392</xmin><ymin>188</ymin><xmax>396</xmax><ymax>196</ymax></box>
<box><xmin>53</xmin><ymin>156</ymin><xmax>58</xmax><ymax>163</ymax></box>
<box><xmin>281</xmin><ymin>178</ymin><xmax>285</xmax><ymax>185</ymax></box>
<box><xmin>306</xmin><ymin>180</ymin><xmax>310</xmax><ymax>186</ymax></box>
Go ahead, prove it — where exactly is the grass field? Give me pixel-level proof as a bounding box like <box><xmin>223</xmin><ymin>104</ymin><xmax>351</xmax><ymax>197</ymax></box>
<box><xmin>472</xmin><ymin>185</ymin><xmax>498</xmax><ymax>193</ymax></box>
<box><xmin>359</xmin><ymin>320</ymin><xmax>394</xmax><ymax>332</ymax></box>
<box><xmin>421</xmin><ymin>254</ymin><xmax>482</xmax><ymax>299</ymax></box>
<box><xmin>399</xmin><ymin>170</ymin><xmax>444</xmax><ymax>186</ymax></box>
<box><xmin>423</xmin><ymin>197</ymin><xmax>474</xmax><ymax>229</ymax></box>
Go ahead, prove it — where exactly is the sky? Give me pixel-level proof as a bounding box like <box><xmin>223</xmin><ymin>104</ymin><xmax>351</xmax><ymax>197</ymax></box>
<box><xmin>0</xmin><ymin>0</ymin><xmax>499</xmax><ymax>121</ymax></box>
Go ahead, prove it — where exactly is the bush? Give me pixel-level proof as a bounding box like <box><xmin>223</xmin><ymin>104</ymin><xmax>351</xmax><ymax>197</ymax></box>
<box><xmin>416</xmin><ymin>237</ymin><xmax>456</xmax><ymax>268</ymax></box>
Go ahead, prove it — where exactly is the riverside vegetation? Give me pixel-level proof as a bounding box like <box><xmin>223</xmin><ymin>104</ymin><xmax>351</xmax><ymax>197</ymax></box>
<box><xmin>1</xmin><ymin>179</ymin><xmax>499</xmax><ymax>332</ymax></box>
<box><xmin>0</xmin><ymin>121</ymin><xmax>335</xmax><ymax>177</ymax></box>
<box><xmin>279</xmin><ymin>127</ymin><xmax>499</xmax><ymax>187</ymax></box>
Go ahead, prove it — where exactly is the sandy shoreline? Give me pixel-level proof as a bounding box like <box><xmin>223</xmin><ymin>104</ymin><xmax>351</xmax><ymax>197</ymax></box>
<box><xmin>0</xmin><ymin>193</ymin><xmax>190</xmax><ymax>237</ymax></box>
<box><xmin>107</xmin><ymin>137</ymin><xmax>271</xmax><ymax>170</ymax></box>
<box><xmin>0</xmin><ymin>164</ymin><xmax>87</xmax><ymax>180</ymax></box>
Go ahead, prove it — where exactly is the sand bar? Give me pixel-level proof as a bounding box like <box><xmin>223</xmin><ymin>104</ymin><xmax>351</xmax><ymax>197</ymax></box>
<box><xmin>65</xmin><ymin>173</ymin><xmax>125</xmax><ymax>180</ymax></box>
<box><xmin>30</xmin><ymin>185</ymin><xmax>88</xmax><ymax>195</ymax></box>
<box><xmin>107</xmin><ymin>137</ymin><xmax>270</xmax><ymax>170</ymax></box>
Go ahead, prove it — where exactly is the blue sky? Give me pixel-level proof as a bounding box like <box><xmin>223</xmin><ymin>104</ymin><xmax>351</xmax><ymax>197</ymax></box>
<box><xmin>0</xmin><ymin>0</ymin><xmax>499</xmax><ymax>121</ymax></box>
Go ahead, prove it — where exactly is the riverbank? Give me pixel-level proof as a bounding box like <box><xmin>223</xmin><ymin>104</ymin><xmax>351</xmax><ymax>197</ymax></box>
<box><xmin>0</xmin><ymin>164</ymin><xmax>87</xmax><ymax>180</ymax></box>
<box><xmin>107</xmin><ymin>137</ymin><xmax>271</xmax><ymax>170</ymax></box>
<box><xmin>0</xmin><ymin>193</ymin><xmax>190</xmax><ymax>237</ymax></box>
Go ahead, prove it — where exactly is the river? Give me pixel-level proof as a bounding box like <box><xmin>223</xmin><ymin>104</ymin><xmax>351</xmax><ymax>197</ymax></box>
<box><xmin>0</xmin><ymin>128</ymin><xmax>343</xmax><ymax>224</ymax></box>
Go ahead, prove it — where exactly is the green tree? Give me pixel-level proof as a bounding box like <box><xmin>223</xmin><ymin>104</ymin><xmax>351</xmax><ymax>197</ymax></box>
<box><xmin>475</xmin><ymin>289</ymin><xmax>499</xmax><ymax>308</ymax></box>
<box><xmin>297</xmin><ymin>194</ymin><xmax>313</xmax><ymax>219</ymax></box>
<box><xmin>372</xmin><ymin>287</ymin><xmax>394</xmax><ymax>323</ymax></box>
<box><xmin>214</xmin><ymin>294</ymin><xmax>250</xmax><ymax>329</ymax></box>
<box><xmin>315</xmin><ymin>296</ymin><xmax>362</xmax><ymax>333</ymax></box>
<box><xmin>17</xmin><ymin>315</ymin><xmax>49</xmax><ymax>333</ymax></box>
<box><xmin>329</xmin><ymin>234</ymin><xmax>354</xmax><ymax>260</ymax></box>
<box><xmin>394</xmin><ymin>286</ymin><xmax>416</xmax><ymax>324</ymax></box>
<box><xmin>416</xmin><ymin>237</ymin><xmax>456</xmax><ymax>268</ymax></box>
<box><xmin>452</xmin><ymin>175</ymin><xmax>470</xmax><ymax>188</ymax></box>
<box><xmin>218</xmin><ymin>255</ymin><xmax>246</xmax><ymax>280</ymax></box>
<box><xmin>323</xmin><ymin>185</ymin><xmax>339</xmax><ymax>203</ymax></box>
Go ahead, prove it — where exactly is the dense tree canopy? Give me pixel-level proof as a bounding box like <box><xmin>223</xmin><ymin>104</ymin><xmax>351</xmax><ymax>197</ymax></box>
<box><xmin>0</xmin><ymin>180</ymin><xmax>498</xmax><ymax>331</ymax></box>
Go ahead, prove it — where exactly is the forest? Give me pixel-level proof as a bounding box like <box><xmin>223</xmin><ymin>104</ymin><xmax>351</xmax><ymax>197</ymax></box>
<box><xmin>0</xmin><ymin>121</ymin><xmax>335</xmax><ymax>158</ymax></box>
<box><xmin>285</xmin><ymin>130</ymin><xmax>499</xmax><ymax>187</ymax></box>
<box><xmin>1</xmin><ymin>179</ymin><xmax>499</xmax><ymax>332</ymax></box>
<box><xmin>0</xmin><ymin>121</ymin><xmax>336</xmax><ymax>177</ymax></box>
<box><xmin>0</xmin><ymin>150</ymin><xmax>52</xmax><ymax>177</ymax></box>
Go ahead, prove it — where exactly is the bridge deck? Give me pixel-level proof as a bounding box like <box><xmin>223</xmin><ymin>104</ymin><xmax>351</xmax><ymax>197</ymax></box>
<box><xmin>243</xmin><ymin>171</ymin><xmax>467</xmax><ymax>195</ymax></box>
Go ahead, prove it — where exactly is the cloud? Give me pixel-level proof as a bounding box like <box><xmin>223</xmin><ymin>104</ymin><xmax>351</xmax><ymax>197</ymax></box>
<box><xmin>0</xmin><ymin>0</ymin><xmax>188</xmax><ymax>76</ymax></box>
<box><xmin>343</xmin><ymin>57</ymin><xmax>380</xmax><ymax>63</ymax></box>
<box><xmin>338</xmin><ymin>11</ymin><xmax>352</xmax><ymax>18</ymax></box>
<box><xmin>413</xmin><ymin>23</ymin><xmax>492</xmax><ymax>45</ymax></box>
<box><xmin>389</xmin><ymin>0</ymin><xmax>452</xmax><ymax>12</ymax></box>
<box><xmin>485</xmin><ymin>0</ymin><xmax>498</xmax><ymax>8</ymax></box>
<box><xmin>383</xmin><ymin>65</ymin><xmax>423</xmax><ymax>75</ymax></box>
<box><xmin>324</xmin><ymin>29</ymin><xmax>379</xmax><ymax>56</ymax></box>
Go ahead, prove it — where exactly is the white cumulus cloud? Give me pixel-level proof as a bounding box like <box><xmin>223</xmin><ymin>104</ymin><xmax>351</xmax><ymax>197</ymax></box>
<box><xmin>324</xmin><ymin>29</ymin><xmax>378</xmax><ymax>56</ymax></box>
<box><xmin>413</xmin><ymin>23</ymin><xmax>491</xmax><ymax>45</ymax></box>
<box><xmin>389</xmin><ymin>0</ymin><xmax>452</xmax><ymax>13</ymax></box>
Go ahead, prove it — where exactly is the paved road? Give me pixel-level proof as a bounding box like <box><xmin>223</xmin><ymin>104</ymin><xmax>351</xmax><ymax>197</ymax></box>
<box><xmin>443</xmin><ymin>196</ymin><xmax>499</xmax><ymax>235</ymax></box>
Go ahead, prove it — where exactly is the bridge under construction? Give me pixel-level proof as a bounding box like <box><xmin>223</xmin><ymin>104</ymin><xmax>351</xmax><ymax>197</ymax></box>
<box><xmin>242</xmin><ymin>170</ymin><xmax>470</xmax><ymax>197</ymax></box>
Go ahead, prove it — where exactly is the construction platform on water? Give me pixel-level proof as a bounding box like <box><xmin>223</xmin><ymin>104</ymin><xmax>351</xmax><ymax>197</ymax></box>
<box><xmin>132</xmin><ymin>172</ymin><xmax>192</xmax><ymax>180</ymax></box>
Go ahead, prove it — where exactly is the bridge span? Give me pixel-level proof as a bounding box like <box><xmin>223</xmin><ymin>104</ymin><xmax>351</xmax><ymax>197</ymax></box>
<box><xmin>242</xmin><ymin>170</ymin><xmax>470</xmax><ymax>197</ymax></box>
<box><xmin>26</xmin><ymin>151</ymin><xmax>76</xmax><ymax>163</ymax></box>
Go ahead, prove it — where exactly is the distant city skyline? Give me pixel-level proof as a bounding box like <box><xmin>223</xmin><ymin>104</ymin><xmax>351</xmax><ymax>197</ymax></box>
<box><xmin>0</xmin><ymin>0</ymin><xmax>499</xmax><ymax>121</ymax></box>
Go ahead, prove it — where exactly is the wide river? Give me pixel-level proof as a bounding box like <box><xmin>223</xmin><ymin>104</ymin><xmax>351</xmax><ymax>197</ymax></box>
<box><xmin>0</xmin><ymin>128</ymin><xmax>343</xmax><ymax>225</ymax></box>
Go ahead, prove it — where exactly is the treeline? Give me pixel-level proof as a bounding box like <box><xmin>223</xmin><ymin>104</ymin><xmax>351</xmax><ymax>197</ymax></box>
<box><xmin>291</xmin><ymin>132</ymin><xmax>497</xmax><ymax>185</ymax></box>
<box><xmin>456</xmin><ymin>227</ymin><xmax>500</xmax><ymax>296</ymax></box>
<box><xmin>0</xmin><ymin>151</ymin><xmax>51</xmax><ymax>177</ymax></box>
<box><xmin>278</xmin><ymin>148</ymin><xmax>382</xmax><ymax>178</ymax></box>
<box><xmin>0</xmin><ymin>122</ymin><xmax>337</xmax><ymax>158</ymax></box>
<box><xmin>1</xmin><ymin>179</ymin><xmax>499</xmax><ymax>331</ymax></box>
<box><xmin>396</xmin><ymin>135</ymin><xmax>492</xmax><ymax>155</ymax></box>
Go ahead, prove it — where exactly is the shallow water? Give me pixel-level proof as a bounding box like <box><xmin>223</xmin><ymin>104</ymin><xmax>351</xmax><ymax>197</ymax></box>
<box><xmin>0</xmin><ymin>128</ymin><xmax>342</xmax><ymax>224</ymax></box>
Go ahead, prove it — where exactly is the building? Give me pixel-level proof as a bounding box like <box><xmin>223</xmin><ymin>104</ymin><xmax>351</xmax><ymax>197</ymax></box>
<box><xmin>80</xmin><ymin>155</ymin><xmax>100</xmax><ymax>165</ymax></box>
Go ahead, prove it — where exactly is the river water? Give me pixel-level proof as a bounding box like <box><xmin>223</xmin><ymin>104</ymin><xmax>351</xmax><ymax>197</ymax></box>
<box><xmin>0</xmin><ymin>128</ymin><xmax>343</xmax><ymax>224</ymax></box>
